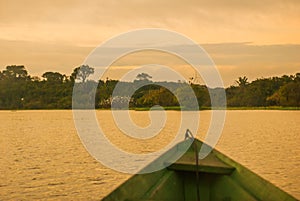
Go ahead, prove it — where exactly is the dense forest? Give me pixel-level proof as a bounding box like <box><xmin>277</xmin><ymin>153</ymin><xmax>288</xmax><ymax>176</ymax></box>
<box><xmin>0</xmin><ymin>65</ymin><xmax>299</xmax><ymax>110</ymax></box>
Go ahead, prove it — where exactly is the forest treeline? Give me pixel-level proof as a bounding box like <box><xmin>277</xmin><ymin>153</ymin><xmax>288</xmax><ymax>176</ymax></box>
<box><xmin>0</xmin><ymin>65</ymin><xmax>299</xmax><ymax>109</ymax></box>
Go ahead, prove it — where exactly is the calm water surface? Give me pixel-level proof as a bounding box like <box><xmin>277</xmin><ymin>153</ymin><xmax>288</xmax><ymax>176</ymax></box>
<box><xmin>0</xmin><ymin>110</ymin><xmax>299</xmax><ymax>200</ymax></box>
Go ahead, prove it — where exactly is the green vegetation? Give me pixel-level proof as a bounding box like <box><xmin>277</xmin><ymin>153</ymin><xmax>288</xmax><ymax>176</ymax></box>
<box><xmin>226</xmin><ymin>73</ymin><xmax>300</xmax><ymax>108</ymax></box>
<box><xmin>0</xmin><ymin>65</ymin><xmax>299</xmax><ymax>110</ymax></box>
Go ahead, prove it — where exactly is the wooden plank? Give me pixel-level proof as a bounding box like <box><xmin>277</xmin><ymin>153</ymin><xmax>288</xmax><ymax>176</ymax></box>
<box><xmin>167</xmin><ymin>152</ymin><xmax>235</xmax><ymax>174</ymax></box>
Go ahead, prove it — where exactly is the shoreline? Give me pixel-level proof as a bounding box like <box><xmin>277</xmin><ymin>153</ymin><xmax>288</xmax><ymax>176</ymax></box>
<box><xmin>133</xmin><ymin>106</ymin><xmax>300</xmax><ymax>111</ymax></box>
<box><xmin>1</xmin><ymin>106</ymin><xmax>299</xmax><ymax>111</ymax></box>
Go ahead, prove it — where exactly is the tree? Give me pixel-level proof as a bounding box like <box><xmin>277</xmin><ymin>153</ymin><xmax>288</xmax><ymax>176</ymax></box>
<box><xmin>191</xmin><ymin>84</ymin><xmax>210</xmax><ymax>108</ymax></box>
<box><xmin>31</xmin><ymin>76</ymin><xmax>41</xmax><ymax>82</ymax></box>
<box><xmin>295</xmin><ymin>73</ymin><xmax>300</xmax><ymax>82</ymax></box>
<box><xmin>0</xmin><ymin>71</ymin><xmax>4</xmax><ymax>81</ymax></box>
<box><xmin>42</xmin><ymin>72</ymin><xmax>64</xmax><ymax>83</ymax></box>
<box><xmin>280</xmin><ymin>75</ymin><xmax>293</xmax><ymax>84</ymax></box>
<box><xmin>2</xmin><ymin>65</ymin><xmax>29</xmax><ymax>80</ymax></box>
<box><xmin>71</xmin><ymin>65</ymin><xmax>94</xmax><ymax>83</ymax></box>
<box><xmin>176</xmin><ymin>85</ymin><xmax>198</xmax><ymax>109</ymax></box>
<box><xmin>235</xmin><ymin>76</ymin><xmax>249</xmax><ymax>87</ymax></box>
<box><xmin>136</xmin><ymin>73</ymin><xmax>152</xmax><ymax>81</ymax></box>
<box><xmin>277</xmin><ymin>82</ymin><xmax>300</xmax><ymax>106</ymax></box>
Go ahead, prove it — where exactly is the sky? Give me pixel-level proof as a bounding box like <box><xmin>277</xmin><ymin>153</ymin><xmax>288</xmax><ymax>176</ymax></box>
<box><xmin>0</xmin><ymin>0</ymin><xmax>300</xmax><ymax>86</ymax></box>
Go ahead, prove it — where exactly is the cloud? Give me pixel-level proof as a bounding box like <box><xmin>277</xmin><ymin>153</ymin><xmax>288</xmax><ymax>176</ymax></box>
<box><xmin>1</xmin><ymin>37</ymin><xmax>299</xmax><ymax>86</ymax></box>
<box><xmin>0</xmin><ymin>0</ymin><xmax>300</xmax><ymax>44</ymax></box>
<box><xmin>86</xmin><ymin>42</ymin><xmax>300</xmax><ymax>85</ymax></box>
<box><xmin>203</xmin><ymin>43</ymin><xmax>300</xmax><ymax>85</ymax></box>
<box><xmin>0</xmin><ymin>39</ymin><xmax>92</xmax><ymax>75</ymax></box>
<box><xmin>0</xmin><ymin>0</ymin><xmax>299</xmax><ymax>86</ymax></box>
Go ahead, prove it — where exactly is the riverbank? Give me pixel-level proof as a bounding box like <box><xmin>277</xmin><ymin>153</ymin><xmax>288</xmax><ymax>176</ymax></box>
<box><xmin>1</xmin><ymin>106</ymin><xmax>299</xmax><ymax>111</ymax></box>
<box><xmin>132</xmin><ymin>106</ymin><xmax>300</xmax><ymax>111</ymax></box>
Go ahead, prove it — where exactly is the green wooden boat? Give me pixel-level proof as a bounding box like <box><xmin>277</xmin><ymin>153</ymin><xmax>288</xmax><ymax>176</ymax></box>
<box><xmin>102</xmin><ymin>136</ymin><xmax>297</xmax><ymax>201</ymax></box>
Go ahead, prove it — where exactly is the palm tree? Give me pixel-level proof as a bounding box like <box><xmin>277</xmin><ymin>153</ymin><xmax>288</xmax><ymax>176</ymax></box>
<box><xmin>236</xmin><ymin>76</ymin><xmax>249</xmax><ymax>87</ymax></box>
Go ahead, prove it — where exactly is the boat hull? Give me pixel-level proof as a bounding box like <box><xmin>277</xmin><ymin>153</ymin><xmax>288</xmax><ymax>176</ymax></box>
<box><xmin>102</xmin><ymin>139</ymin><xmax>297</xmax><ymax>201</ymax></box>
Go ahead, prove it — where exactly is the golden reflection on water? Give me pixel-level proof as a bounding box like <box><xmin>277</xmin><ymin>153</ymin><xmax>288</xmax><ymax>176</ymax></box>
<box><xmin>0</xmin><ymin>110</ymin><xmax>299</xmax><ymax>200</ymax></box>
<box><xmin>98</xmin><ymin>110</ymin><xmax>184</xmax><ymax>154</ymax></box>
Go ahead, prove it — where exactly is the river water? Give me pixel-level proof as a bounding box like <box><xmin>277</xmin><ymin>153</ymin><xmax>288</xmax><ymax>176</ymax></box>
<box><xmin>0</xmin><ymin>110</ymin><xmax>299</xmax><ymax>200</ymax></box>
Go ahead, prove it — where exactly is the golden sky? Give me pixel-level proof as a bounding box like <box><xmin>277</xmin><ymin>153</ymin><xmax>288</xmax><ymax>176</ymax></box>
<box><xmin>0</xmin><ymin>0</ymin><xmax>300</xmax><ymax>86</ymax></box>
